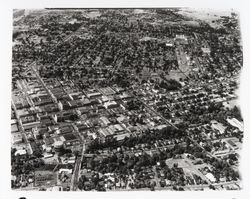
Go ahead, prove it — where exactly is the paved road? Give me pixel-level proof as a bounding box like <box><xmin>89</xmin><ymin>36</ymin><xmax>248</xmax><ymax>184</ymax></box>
<box><xmin>71</xmin><ymin>156</ymin><xmax>81</xmax><ymax>191</ymax></box>
<box><xmin>17</xmin><ymin>80</ymin><xmax>35</xmax><ymax>108</ymax></box>
<box><xmin>70</xmin><ymin>123</ymin><xmax>86</xmax><ymax>191</ymax></box>
<box><xmin>29</xmin><ymin>64</ymin><xmax>58</xmax><ymax>103</ymax></box>
<box><xmin>71</xmin><ymin>143</ymin><xmax>86</xmax><ymax>191</ymax></box>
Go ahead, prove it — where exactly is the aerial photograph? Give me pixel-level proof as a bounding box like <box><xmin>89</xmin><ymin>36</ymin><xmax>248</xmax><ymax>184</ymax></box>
<box><xmin>11</xmin><ymin>8</ymin><xmax>243</xmax><ymax>191</ymax></box>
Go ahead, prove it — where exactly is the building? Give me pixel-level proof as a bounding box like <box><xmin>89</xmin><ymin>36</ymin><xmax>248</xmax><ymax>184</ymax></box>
<box><xmin>23</xmin><ymin>121</ymin><xmax>40</xmax><ymax>130</ymax></box>
<box><xmin>104</xmin><ymin>101</ymin><xmax>119</xmax><ymax>109</ymax></box>
<box><xmin>98</xmin><ymin>87</ymin><xmax>116</xmax><ymax>95</ymax></box>
<box><xmin>201</xmin><ymin>47</ymin><xmax>211</xmax><ymax>54</ymax></box>
<box><xmin>54</xmin><ymin>141</ymin><xmax>64</xmax><ymax>152</ymax></box>
<box><xmin>34</xmin><ymin>171</ymin><xmax>57</xmax><ymax>187</ymax></box>
<box><xmin>226</xmin><ymin>118</ymin><xmax>243</xmax><ymax>132</ymax></box>
<box><xmin>59</xmin><ymin>168</ymin><xmax>73</xmax><ymax>174</ymax></box>
<box><xmin>15</xmin><ymin>149</ymin><xmax>26</xmax><ymax>156</ymax></box>
<box><xmin>211</xmin><ymin>120</ymin><xmax>226</xmax><ymax>134</ymax></box>
<box><xmin>175</xmin><ymin>34</ymin><xmax>188</xmax><ymax>44</ymax></box>
<box><xmin>44</xmin><ymin>153</ymin><xmax>54</xmax><ymax>159</ymax></box>
<box><xmin>205</xmin><ymin>173</ymin><xmax>216</xmax><ymax>183</ymax></box>
<box><xmin>98</xmin><ymin>128</ymin><xmax>112</xmax><ymax>137</ymax></box>
<box><xmin>11</xmin><ymin>123</ymin><xmax>19</xmax><ymax>133</ymax></box>
<box><xmin>12</xmin><ymin>133</ymin><xmax>23</xmax><ymax>144</ymax></box>
<box><xmin>67</xmin><ymin>156</ymin><xmax>76</xmax><ymax>164</ymax></box>
<box><xmin>58</xmin><ymin>101</ymin><xmax>63</xmax><ymax>111</ymax></box>
<box><xmin>87</xmin><ymin>92</ymin><xmax>102</xmax><ymax>99</ymax></box>
<box><xmin>99</xmin><ymin>116</ymin><xmax>111</xmax><ymax>126</ymax></box>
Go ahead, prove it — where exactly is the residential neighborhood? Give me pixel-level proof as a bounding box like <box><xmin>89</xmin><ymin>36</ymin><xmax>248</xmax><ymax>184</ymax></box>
<box><xmin>11</xmin><ymin>8</ymin><xmax>243</xmax><ymax>191</ymax></box>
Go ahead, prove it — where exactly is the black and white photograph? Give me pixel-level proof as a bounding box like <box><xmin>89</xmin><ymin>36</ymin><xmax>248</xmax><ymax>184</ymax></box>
<box><xmin>1</xmin><ymin>0</ymin><xmax>250</xmax><ymax>199</ymax></box>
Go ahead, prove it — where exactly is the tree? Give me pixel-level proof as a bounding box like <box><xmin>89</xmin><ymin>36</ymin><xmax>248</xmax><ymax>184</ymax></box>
<box><xmin>228</xmin><ymin>154</ymin><xmax>237</xmax><ymax>162</ymax></box>
<box><xmin>160</xmin><ymin>160</ymin><xmax>166</xmax><ymax>168</ymax></box>
<box><xmin>173</xmin><ymin>163</ymin><xmax>178</xmax><ymax>168</ymax></box>
<box><xmin>209</xmin><ymin>184</ymin><xmax>216</xmax><ymax>190</ymax></box>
